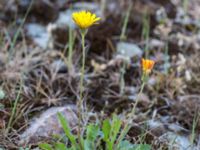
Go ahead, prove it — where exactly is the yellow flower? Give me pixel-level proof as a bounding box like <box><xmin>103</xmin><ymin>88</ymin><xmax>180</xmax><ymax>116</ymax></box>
<box><xmin>72</xmin><ymin>10</ymin><xmax>101</xmax><ymax>29</ymax></box>
<box><xmin>141</xmin><ymin>58</ymin><xmax>155</xmax><ymax>74</ymax></box>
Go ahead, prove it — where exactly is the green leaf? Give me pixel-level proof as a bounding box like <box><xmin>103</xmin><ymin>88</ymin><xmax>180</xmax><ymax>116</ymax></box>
<box><xmin>84</xmin><ymin>140</ymin><xmax>92</xmax><ymax>150</ymax></box>
<box><xmin>19</xmin><ymin>148</ymin><xmax>30</xmax><ymax>150</ymax></box>
<box><xmin>133</xmin><ymin>144</ymin><xmax>151</xmax><ymax>150</ymax></box>
<box><xmin>57</xmin><ymin>112</ymin><xmax>77</xmax><ymax>150</ymax></box>
<box><xmin>102</xmin><ymin>119</ymin><xmax>111</xmax><ymax>141</ymax></box>
<box><xmin>117</xmin><ymin>141</ymin><xmax>151</xmax><ymax>150</ymax></box>
<box><xmin>110</xmin><ymin>114</ymin><xmax>122</xmax><ymax>145</ymax></box>
<box><xmin>117</xmin><ymin>140</ymin><xmax>134</xmax><ymax>150</ymax></box>
<box><xmin>0</xmin><ymin>89</ymin><xmax>5</xmax><ymax>100</ymax></box>
<box><xmin>0</xmin><ymin>103</ymin><xmax>4</xmax><ymax>111</ymax></box>
<box><xmin>55</xmin><ymin>142</ymin><xmax>67</xmax><ymax>150</ymax></box>
<box><xmin>84</xmin><ymin>124</ymin><xmax>100</xmax><ymax>150</ymax></box>
<box><xmin>39</xmin><ymin>143</ymin><xmax>53</xmax><ymax>150</ymax></box>
<box><xmin>86</xmin><ymin>124</ymin><xmax>99</xmax><ymax>141</ymax></box>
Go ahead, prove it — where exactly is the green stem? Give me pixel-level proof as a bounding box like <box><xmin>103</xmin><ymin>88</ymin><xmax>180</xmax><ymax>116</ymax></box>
<box><xmin>116</xmin><ymin>81</ymin><xmax>146</xmax><ymax>147</ymax></box>
<box><xmin>120</xmin><ymin>3</ymin><xmax>132</xmax><ymax>41</ymax></box>
<box><xmin>77</xmin><ymin>30</ymin><xmax>86</xmax><ymax>150</ymax></box>
<box><xmin>6</xmin><ymin>78</ymin><xmax>23</xmax><ymax>134</ymax></box>
<box><xmin>142</xmin><ymin>11</ymin><xmax>150</xmax><ymax>59</ymax></box>
<box><xmin>68</xmin><ymin>27</ymin><xmax>73</xmax><ymax>70</ymax></box>
<box><xmin>9</xmin><ymin>0</ymin><xmax>33</xmax><ymax>61</ymax></box>
<box><xmin>183</xmin><ymin>0</ymin><xmax>189</xmax><ymax>15</ymax></box>
<box><xmin>79</xmin><ymin>31</ymin><xmax>86</xmax><ymax>113</ymax></box>
<box><xmin>120</xmin><ymin>61</ymin><xmax>126</xmax><ymax>95</ymax></box>
<box><xmin>100</xmin><ymin>0</ymin><xmax>106</xmax><ymax>17</ymax></box>
<box><xmin>131</xmin><ymin>82</ymin><xmax>145</xmax><ymax>115</ymax></box>
<box><xmin>67</xmin><ymin>3</ymin><xmax>74</xmax><ymax>71</ymax></box>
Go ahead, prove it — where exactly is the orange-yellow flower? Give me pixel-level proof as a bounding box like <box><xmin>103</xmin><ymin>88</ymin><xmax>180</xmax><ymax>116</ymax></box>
<box><xmin>72</xmin><ymin>10</ymin><xmax>101</xmax><ymax>29</ymax></box>
<box><xmin>142</xmin><ymin>58</ymin><xmax>155</xmax><ymax>74</ymax></box>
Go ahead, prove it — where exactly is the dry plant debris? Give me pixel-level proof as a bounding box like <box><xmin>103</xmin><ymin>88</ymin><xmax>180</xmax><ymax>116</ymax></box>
<box><xmin>0</xmin><ymin>0</ymin><xmax>200</xmax><ymax>149</ymax></box>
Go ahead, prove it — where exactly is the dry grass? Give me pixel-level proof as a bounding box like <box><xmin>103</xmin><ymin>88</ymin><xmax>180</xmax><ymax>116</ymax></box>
<box><xmin>0</xmin><ymin>0</ymin><xmax>200</xmax><ymax>149</ymax></box>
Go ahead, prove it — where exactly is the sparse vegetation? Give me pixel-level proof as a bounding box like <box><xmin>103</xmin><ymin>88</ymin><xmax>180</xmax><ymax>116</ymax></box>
<box><xmin>0</xmin><ymin>0</ymin><xmax>200</xmax><ymax>149</ymax></box>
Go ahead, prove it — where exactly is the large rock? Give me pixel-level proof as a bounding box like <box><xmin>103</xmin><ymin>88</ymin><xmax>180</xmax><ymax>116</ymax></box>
<box><xmin>19</xmin><ymin>105</ymin><xmax>78</xmax><ymax>145</ymax></box>
<box><xmin>116</xmin><ymin>42</ymin><xmax>143</xmax><ymax>59</ymax></box>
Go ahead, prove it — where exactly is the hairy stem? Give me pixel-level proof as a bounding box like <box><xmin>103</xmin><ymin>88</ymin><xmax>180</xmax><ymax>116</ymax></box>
<box><xmin>116</xmin><ymin>81</ymin><xmax>146</xmax><ymax>147</ymax></box>
<box><xmin>77</xmin><ymin>30</ymin><xmax>86</xmax><ymax>150</ymax></box>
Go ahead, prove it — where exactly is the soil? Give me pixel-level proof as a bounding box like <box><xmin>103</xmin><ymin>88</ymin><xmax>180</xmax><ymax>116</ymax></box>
<box><xmin>0</xmin><ymin>0</ymin><xmax>200</xmax><ymax>149</ymax></box>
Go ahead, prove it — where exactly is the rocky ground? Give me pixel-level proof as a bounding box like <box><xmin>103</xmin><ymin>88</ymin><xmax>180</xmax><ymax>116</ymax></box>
<box><xmin>0</xmin><ymin>0</ymin><xmax>200</xmax><ymax>149</ymax></box>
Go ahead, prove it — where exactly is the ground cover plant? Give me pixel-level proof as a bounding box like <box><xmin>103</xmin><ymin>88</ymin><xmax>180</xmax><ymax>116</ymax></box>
<box><xmin>0</xmin><ymin>0</ymin><xmax>200</xmax><ymax>149</ymax></box>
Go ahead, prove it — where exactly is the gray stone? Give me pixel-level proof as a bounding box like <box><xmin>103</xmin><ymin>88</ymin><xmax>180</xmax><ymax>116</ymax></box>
<box><xmin>116</xmin><ymin>42</ymin><xmax>143</xmax><ymax>59</ymax></box>
<box><xmin>19</xmin><ymin>105</ymin><xmax>78</xmax><ymax>145</ymax></box>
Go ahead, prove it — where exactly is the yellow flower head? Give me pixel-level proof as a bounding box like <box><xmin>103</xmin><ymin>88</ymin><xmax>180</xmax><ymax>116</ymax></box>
<box><xmin>72</xmin><ymin>10</ymin><xmax>101</xmax><ymax>29</ymax></box>
<box><xmin>141</xmin><ymin>58</ymin><xmax>155</xmax><ymax>74</ymax></box>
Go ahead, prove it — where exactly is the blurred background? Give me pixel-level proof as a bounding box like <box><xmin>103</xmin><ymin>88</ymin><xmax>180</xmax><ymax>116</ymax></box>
<box><xmin>0</xmin><ymin>0</ymin><xmax>200</xmax><ymax>149</ymax></box>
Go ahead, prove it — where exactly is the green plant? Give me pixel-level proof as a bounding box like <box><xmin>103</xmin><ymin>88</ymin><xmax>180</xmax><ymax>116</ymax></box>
<box><xmin>120</xmin><ymin>2</ymin><xmax>132</xmax><ymax>41</ymax></box>
<box><xmin>191</xmin><ymin>112</ymin><xmax>200</xmax><ymax>145</ymax></box>
<box><xmin>39</xmin><ymin>112</ymin><xmax>98</xmax><ymax>150</ymax></box>
<box><xmin>72</xmin><ymin>11</ymin><xmax>101</xmax><ymax>148</ymax></box>
<box><xmin>102</xmin><ymin>114</ymin><xmax>121</xmax><ymax>150</ymax></box>
<box><xmin>164</xmin><ymin>43</ymin><xmax>169</xmax><ymax>74</ymax></box>
<box><xmin>183</xmin><ymin>0</ymin><xmax>189</xmax><ymax>15</ymax></box>
<box><xmin>67</xmin><ymin>27</ymin><xmax>76</xmax><ymax>71</ymax></box>
<box><xmin>0</xmin><ymin>88</ymin><xmax>5</xmax><ymax>100</ymax></box>
<box><xmin>39</xmin><ymin>113</ymin><xmax>151</xmax><ymax>150</ymax></box>
<box><xmin>6</xmin><ymin>78</ymin><xmax>23</xmax><ymax>134</ymax></box>
<box><xmin>119</xmin><ymin>60</ymin><xmax>127</xmax><ymax>95</ymax></box>
<box><xmin>8</xmin><ymin>0</ymin><xmax>33</xmax><ymax>60</ymax></box>
<box><xmin>119</xmin><ymin>2</ymin><xmax>132</xmax><ymax>95</ymax></box>
<box><xmin>116</xmin><ymin>59</ymin><xmax>155</xmax><ymax>148</ymax></box>
<box><xmin>67</xmin><ymin>3</ymin><xmax>75</xmax><ymax>71</ymax></box>
<box><xmin>141</xmin><ymin>11</ymin><xmax>150</xmax><ymax>59</ymax></box>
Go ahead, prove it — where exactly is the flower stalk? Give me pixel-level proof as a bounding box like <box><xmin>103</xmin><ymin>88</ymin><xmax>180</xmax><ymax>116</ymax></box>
<box><xmin>116</xmin><ymin>58</ymin><xmax>155</xmax><ymax>148</ymax></box>
<box><xmin>77</xmin><ymin>29</ymin><xmax>86</xmax><ymax>150</ymax></box>
<box><xmin>79</xmin><ymin>29</ymin><xmax>87</xmax><ymax>118</ymax></box>
<box><xmin>116</xmin><ymin>81</ymin><xmax>146</xmax><ymax>147</ymax></box>
<box><xmin>72</xmin><ymin>10</ymin><xmax>100</xmax><ymax>149</ymax></box>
